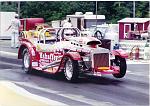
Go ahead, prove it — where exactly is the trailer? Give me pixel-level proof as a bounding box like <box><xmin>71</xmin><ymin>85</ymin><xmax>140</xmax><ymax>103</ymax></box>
<box><xmin>0</xmin><ymin>12</ymin><xmax>16</xmax><ymax>39</ymax></box>
<box><xmin>51</xmin><ymin>12</ymin><xmax>106</xmax><ymax>30</ymax></box>
<box><xmin>66</xmin><ymin>12</ymin><xmax>106</xmax><ymax>30</ymax></box>
<box><xmin>20</xmin><ymin>18</ymin><xmax>44</xmax><ymax>31</ymax></box>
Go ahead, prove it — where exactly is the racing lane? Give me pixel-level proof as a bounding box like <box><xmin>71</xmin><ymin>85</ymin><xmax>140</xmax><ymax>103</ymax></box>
<box><xmin>0</xmin><ymin>55</ymin><xmax>149</xmax><ymax>106</ymax></box>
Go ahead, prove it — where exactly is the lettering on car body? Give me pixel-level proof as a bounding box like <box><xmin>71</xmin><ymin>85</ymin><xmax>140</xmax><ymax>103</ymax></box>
<box><xmin>39</xmin><ymin>52</ymin><xmax>63</xmax><ymax>63</ymax></box>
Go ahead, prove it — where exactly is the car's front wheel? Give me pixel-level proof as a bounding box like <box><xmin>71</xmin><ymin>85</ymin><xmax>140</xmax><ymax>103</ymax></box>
<box><xmin>112</xmin><ymin>56</ymin><xmax>127</xmax><ymax>78</ymax></box>
<box><xmin>63</xmin><ymin>56</ymin><xmax>79</xmax><ymax>82</ymax></box>
<box><xmin>22</xmin><ymin>49</ymin><xmax>32</xmax><ymax>74</ymax></box>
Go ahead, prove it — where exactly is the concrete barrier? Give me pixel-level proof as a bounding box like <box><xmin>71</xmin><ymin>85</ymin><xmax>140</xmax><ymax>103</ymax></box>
<box><xmin>119</xmin><ymin>40</ymin><xmax>150</xmax><ymax>59</ymax></box>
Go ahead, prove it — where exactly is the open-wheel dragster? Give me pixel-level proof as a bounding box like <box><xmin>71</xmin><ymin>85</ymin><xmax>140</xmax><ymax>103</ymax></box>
<box><xmin>18</xmin><ymin>27</ymin><xmax>128</xmax><ymax>82</ymax></box>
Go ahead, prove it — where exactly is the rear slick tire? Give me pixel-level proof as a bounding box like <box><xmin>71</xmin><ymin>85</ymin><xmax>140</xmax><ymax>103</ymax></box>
<box><xmin>22</xmin><ymin>49</ymin><xmax>32</xmax><ymax>74</ymax></box>
<box><xmin>64</xmin><ymin>56</ymin><xmax>79</xmax><ymax>83</ymax></box>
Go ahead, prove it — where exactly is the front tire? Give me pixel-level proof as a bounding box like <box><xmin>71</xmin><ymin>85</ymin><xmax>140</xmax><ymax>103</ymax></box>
<box><xmin>64</xmin><ymin>56</ymin><xmax>79</xmax><ymax>82</ymax></box>
<box><xmin>112</xmin><ymin>56</ymin><xmax>127</xmax><ymax>78</ymax></box>
<box><xmin>22</xmin><ymin>49</ymin><xmax>32</xmax><ymax>74</ymax></box>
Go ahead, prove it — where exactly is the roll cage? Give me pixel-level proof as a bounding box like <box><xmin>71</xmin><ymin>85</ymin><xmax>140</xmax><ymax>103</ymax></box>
<box><xmin>37</xmin><ymin>27</ymin><xmax>81</xmax><ymax>44</ymax></box>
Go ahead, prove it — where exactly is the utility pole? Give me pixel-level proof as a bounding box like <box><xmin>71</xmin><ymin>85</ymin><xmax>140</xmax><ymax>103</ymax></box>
<box><xmin>95</xmin><ymin>1</ymin><xmax>98</xmax><ymax>31</ymax></box>
<box><xmin>18</xmin><ymin>1</ymin><xmax>20</xmax><ymax>18</ymax></box>
<box><xmin>149</xmin><ymin>1</ymin><xmax>150</xmax><ymax>18</ymax></box>
<box><xmin>133</xmin><ymin>1</ymin><xmax>135</xmax><ymax>18</ymax></box>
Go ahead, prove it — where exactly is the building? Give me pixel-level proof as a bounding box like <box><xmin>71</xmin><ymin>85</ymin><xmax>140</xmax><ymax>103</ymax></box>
<box><xmin>118</xmin><ymin>18</ymin><xmax>150</xmax><ymax>39</ymax></box>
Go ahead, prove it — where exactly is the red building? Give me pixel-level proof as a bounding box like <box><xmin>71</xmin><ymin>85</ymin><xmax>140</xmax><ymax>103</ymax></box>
<box><xmin>118</xmin><ymin>18</ymin><xmax>150</xmax><ymax>39</ymax></box>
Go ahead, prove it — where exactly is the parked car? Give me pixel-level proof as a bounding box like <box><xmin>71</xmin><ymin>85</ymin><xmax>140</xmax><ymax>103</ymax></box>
<box><xmin>18</xmin><ymin>27</ymin><xmax>128</xmax><ymax>82</ymax></box>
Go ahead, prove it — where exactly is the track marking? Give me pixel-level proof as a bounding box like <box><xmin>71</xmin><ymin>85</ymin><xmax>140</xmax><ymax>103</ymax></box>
<box><xmin>127</xmin><ymin>70</ymin><xmax>150</xmax><ymax>78</ymax></box>
<box><xmin>0</xmin><ymin>61</ymin><xmax>21</xmax><ymax>67</ymax></box>
<box><xmin>0</xmin><ymin>51</ymin><xmax>17</xmax><ymax>56</ymax></box>
<box><xmin>126</xmin><ymin>60</ymin><xmax>150</xmax><ymax>64</ymax></box>
<box><xmin>14</xmin><ymin>81</ymin><xmax>113</xmax><ymax>106</ymax></box>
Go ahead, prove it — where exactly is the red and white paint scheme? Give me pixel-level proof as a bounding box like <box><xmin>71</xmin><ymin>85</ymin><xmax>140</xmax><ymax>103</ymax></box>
<box><xmin>18</xmin><ymin>27</ymin><xmax>128</xmax><ymax>82</ymax></box>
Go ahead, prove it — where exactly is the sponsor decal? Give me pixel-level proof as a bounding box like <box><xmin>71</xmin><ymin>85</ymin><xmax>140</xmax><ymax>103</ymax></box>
<box><xmin>39</xmin><ymin>52</ymin><xmax>63</xmax><ymax>63</ymax></box>
<box><xmin>32</xmin><ymin>62</ymin><xmax>38</xmax><ymax>66</ymax></box>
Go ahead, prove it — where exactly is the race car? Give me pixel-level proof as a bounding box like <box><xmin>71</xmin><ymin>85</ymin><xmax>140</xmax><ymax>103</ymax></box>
<box><xmin>18</xmin><ymin>27</ymin><xmax>128</xmax><ymax>82</ymax></box>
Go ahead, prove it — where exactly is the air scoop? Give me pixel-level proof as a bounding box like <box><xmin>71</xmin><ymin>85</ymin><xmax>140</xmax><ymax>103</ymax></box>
<box><xmin>70</xmin><ymin>37</ymin><xmax>101</xmax><ymax>46</ymax></box>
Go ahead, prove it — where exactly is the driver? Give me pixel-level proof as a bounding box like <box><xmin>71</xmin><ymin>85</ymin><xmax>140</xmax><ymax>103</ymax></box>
<box><xmin>64</xmin><ymin>29</ymin><xmax>74</xmax><ymax>41</ymax></box>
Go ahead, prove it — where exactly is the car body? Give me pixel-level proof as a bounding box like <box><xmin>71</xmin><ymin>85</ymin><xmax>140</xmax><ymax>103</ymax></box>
<box><xmin>18</xmin><ymin>27</ymin><xmax>128</xmax><ymax>82</ymax></box>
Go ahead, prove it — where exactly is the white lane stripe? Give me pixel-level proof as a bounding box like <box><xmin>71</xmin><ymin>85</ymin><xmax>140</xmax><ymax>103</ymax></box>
<box><xmin>0</xmin><ymin>81</ymin><xmax>68</xmax><ymax>106</ymax></box>
<box><xmin>120</xmin><ymin>83</ymin><xmax>149</xmax><ymax>95</ymax></box>
<box><xmin>0</xmin><ymin>51</ymin><xmax>17</xmax><ymax>56</ymax></box>
<box><xmin>127</xmin><ymin>70</ymin><xmax>150</xmax><ymax>78</ymax></box>
<box><xmin>0</xmin><ymin>61</ymin><xmax>21</xmax><ymax>67</ymax></box>
<box><xmin>58</xmin><ymin>94</ymin><xmax>113</xmax><ymax>106</ymax></box>
<box><xmin>126</xmin><ymin>60</ymin><xmax>150</xmax><ymax>64</ymax></box>
<box><xmin>14</xmin><ymin>81</ymin><xmax>113</xmax><ymax>106</ymax></box>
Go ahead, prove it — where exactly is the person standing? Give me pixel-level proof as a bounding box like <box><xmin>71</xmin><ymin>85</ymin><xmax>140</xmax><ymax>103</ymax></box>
<box><xmin>62</xmin><ymin>18</ymin><xmax>73</xmax><ymax>28</ymax></box>
<box><xmin>7</xmin><ymin>14</ymin><xmax>21</xmax><ymax>48</ymax></box>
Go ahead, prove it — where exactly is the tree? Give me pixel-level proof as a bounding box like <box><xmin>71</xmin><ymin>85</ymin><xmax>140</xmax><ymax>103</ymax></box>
<box><xmin>0</xmin><ymin>2</ymin><xmax>17</xmax><ymax>12</ymax></box>
<box><xmin>1</xmin><ymin>1</ymin><xmax>149</xmax><ymax>23</ymax></box>
<box><xmin>135</xmin><ymin>1</ymin><xmax>149</xmax><ymax>18</ymax></box>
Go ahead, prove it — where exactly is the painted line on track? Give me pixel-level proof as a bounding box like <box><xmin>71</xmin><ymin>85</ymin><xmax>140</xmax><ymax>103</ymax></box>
<box><xmin>14</xmin><ymin>81</ymin><xmax>113</xmax><ymax>106</ymax></box>
<box><xmin>0</xmin><ymin>61</ymin><xmax>21</xmax><ymax>67</ymax></box>
<box><xmin>126</xmin><ymin>60</ymin><xmax>150</xmax><ymax>64</ymax></box>
<box><xmin>127</xmin><ymin>70</ymin><xmax>150</xmax><ymax>78</ymax></box>
<box><xmin>0</xmin><ymin>51</ymin><xmax>18</xmax><ymax>57</ymax></box>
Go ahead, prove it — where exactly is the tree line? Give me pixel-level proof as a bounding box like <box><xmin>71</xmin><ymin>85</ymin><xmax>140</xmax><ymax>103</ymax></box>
<box><xmin>1</xmin><ymin>1</ymin><xmax>149</xmax><ymax>23</ymax></box>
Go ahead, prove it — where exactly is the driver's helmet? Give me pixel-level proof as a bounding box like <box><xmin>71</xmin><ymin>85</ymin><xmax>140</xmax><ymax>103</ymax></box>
<box><xmin>64</xmin><ymin>29</ymin><xmax>74</xmax><ymax>40</ymax></box>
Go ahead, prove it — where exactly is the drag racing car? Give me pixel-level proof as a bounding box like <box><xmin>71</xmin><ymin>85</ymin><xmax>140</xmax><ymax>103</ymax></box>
<box><xmin>18</xmin><ymin>27</ymin><xmax>128</xmax><ymax>82</ymax></box>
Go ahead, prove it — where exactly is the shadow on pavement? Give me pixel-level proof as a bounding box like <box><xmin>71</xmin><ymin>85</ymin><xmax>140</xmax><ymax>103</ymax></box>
<box><xmin>28</xmin><ymin>70</ymin><xmax>123</xmax><ymax>86</ymax></box>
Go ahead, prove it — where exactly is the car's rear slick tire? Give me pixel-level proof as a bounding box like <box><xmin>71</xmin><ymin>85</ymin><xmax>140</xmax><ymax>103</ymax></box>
<box><xmin>64</xmin><ymin>56</ymin><xmax>79</xmax><ymax>83</ymax></box>
<box><xmin>22</xmin><ymin>49</ymin><xmax>32</xmax><ymax>74</ymax></box>
<box><xmin>113</xmin><ymin>56</ymin><xmax>127</xmax><ymax>78</ymax></box>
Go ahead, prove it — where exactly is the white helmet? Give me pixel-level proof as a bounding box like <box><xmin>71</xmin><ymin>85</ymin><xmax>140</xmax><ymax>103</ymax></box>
<box><xmin>15</xmin><ymin>14</ymin><xmax>19</xmax><ymax>18</ymax></box>
<box><xmin>64</xmin><ymin>29</ymin><xmax>74</xmax><ymax>40</ymax></box>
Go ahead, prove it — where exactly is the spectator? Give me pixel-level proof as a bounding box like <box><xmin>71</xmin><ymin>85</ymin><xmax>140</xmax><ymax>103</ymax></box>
<box><xmin>6</xmin><ymin>14</ymin><xmax>21</xmax><ymax>48</ymax></box>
